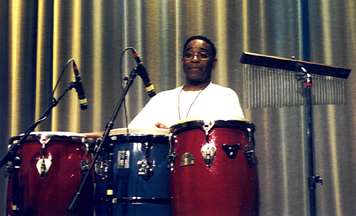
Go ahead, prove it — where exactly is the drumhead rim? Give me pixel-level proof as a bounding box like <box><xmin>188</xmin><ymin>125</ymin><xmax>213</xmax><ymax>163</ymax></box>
<box><xmin>109</xmin><ymin>128</ymin><xmax>170</xmax><ymax>135</ymax></box>
<box><xmin>16</xmin><ymin>131</ymin><xmax>86</xmax><ymax>137</ymax></box>
<box><xmin>170</xmin><ymin>119</ymin><xmax>255</xmax><ymax>133</ymax></box>
<box><xmin>9</xmin><ymin>131</ymin><xmax>87</xmax><ymax>144</ymax></box>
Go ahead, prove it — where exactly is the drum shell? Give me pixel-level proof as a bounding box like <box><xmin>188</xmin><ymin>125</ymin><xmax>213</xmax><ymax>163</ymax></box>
<box><xmin>170</xmin><ymin>120</ymin><xmax>259</xmax><ymax>216</ymax></box>
<box><xmin>6</xmin><ymin>133</ymin><xmax>94</xmax><ymax>216</ymax></box>
<box><xmin>95</xmin><ymin>132</ymin><xmax>171</xmax><ymax>216</ymax></box>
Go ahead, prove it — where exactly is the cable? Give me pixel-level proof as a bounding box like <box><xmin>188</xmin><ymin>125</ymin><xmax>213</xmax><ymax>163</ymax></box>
<box><xmin>52</xmin><ymin>59</ymin><xmax>74</xmax><ymax>98</ymax></box>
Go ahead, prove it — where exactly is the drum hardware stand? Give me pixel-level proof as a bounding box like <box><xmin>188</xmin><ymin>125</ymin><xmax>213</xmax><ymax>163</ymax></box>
<box><xmin>240</xmin><ymin>52</ymin><xmax>351</xmax><ymax>216</ymax></box>
<box><xmin>137</xmin><ymin>141</ymin><xmax>155</xmax><ymax>180</ymax></box>
<box><xmin>67</xmin><ymin>65</ymin><xmax>144</xmax><ymax>216</ymax></box>
<box><xmin>295</xmin><ymin>63</ymin><xmax>323</xmax><ymax>216</ymax></box>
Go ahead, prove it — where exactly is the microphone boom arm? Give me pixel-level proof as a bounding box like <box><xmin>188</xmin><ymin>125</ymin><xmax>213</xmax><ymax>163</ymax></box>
<box><xmin>0</xmin><ymin>81</ymin><xmax>76</xmax><ymax>169</ymax></box>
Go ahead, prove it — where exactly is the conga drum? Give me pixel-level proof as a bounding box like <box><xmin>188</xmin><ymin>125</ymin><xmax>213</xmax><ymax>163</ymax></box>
<box><xmin>168</xmin><ymin>118</ymin><xmax>259</xmax><ymax>216</ymax></box>
<box><xmin>95</xmin><ymin>128</ymin><xmax>171</xmax><ymax>216</ymax></box>
<box><xmin>6</xmin><ymin>131</ymin><xmax>94</xmax><ymax>216</ymax></box>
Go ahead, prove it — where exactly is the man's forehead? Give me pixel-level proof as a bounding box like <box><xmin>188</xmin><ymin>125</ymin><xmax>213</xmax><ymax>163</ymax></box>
<box><xmin>185</xmin><ymin>39</ymin><xmax>211</xmax><ymax>52</ymax></box>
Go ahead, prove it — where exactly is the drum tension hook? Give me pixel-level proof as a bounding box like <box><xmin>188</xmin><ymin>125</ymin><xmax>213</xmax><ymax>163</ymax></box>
<box><xmin>167</xmin><ymin>149</ymin><xmax>177</xmax><ymax>172</ymax></box>
<box><xmin>80</xmin><ymin>160</ymin><xmax>89</xmax><ymax>175</ymax></box>
<box><xmin>138</xmin><ymin>141</ymin><xmax>155</xmax><ymax>180</ymax></box>
<box><xmin>222</xmin><ymin>144</ymin><xmax>240</xmax><ymax>159</ymax></box>
<box><xmin>5</xmin><ymin>155</ymin><xmax>21</xmax><ymax>178</ymax></box>
<box><xmin>5</xmin><ymin>161</ymin><xmax>13</xmax><ymax>178</ymax></box>
<box><xmin>244</xmin><ymin>145</ymin><xmax>257</xmax><ymax>168</ymax></box>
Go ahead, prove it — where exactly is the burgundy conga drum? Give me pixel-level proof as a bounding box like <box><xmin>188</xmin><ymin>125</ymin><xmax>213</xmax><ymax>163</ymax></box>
<box><xmin>168</xmin><ymin>118</ymin><xmax>259</xmax><ymax>216</ymax></box>
<box><xmin>6</xmin><ymin>131</ymin><xmax>94</xmax><ymax>216</ymax></box>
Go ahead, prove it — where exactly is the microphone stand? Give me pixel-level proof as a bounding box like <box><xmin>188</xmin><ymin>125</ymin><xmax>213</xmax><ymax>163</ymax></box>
<box><xmin>0</xmin><ymin>81</ymin><xmax>76</xmax><ymax>215</ymax></box>
<box><xmin>67</xmin><ymin>66</ymin><xmax>139</xmax><ymax>215</ymax></box>
<box><xmin>0</xmin><ymin>81</ymin><xmax>77</xmax><ymax>169</ymax></box>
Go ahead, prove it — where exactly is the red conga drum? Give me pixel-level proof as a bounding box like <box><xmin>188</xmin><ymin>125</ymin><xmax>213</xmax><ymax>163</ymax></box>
<box><xmin>6</xmin><ymin>131</ymin><xmax>94</xmax><ymax>216</ymax></box>
<box><xmin>168</xmin><ymin>118</ymin><xmax>259</xmax><ymax>216</ymax></box>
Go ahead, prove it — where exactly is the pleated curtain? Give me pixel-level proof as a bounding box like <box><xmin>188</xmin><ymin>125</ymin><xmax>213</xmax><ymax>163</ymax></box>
<box><xmin>1</xmin><ymin>0</ymin><xmax>356</xmax><ymax>215</ymax></box>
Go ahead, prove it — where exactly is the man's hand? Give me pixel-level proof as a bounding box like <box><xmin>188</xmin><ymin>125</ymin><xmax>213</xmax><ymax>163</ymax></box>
<box><xmin>155</xmin><ymin>122</ymin><xmax>169</xmax><ymax>129</ymax></box>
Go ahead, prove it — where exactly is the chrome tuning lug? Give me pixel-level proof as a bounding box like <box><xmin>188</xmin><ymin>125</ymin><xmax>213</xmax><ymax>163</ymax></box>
<box><xmin>201</xmin><ymin>141</ymin><xmax>216</xmax><ymax>168</ymax></box>
<box><xmin>36</xmin><ymin>157</ymin><xmax>51</xmax><ymax>180</ymax></box>
<box><xmin>200</xmin><ymin>119</ymin><xmax>216</xmax><ymax>168</ymax></box>
<box><xmin>137</xmin><ymin>159</ymin><xmax>155</xmax><ymax>181</ymax></box>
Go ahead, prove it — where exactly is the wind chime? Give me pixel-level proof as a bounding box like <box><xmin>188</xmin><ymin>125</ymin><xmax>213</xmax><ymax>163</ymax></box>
<box><xmin>240</xmin><ymin>51</ymin><xmax>351</xmax><ymax>216</ymax></box>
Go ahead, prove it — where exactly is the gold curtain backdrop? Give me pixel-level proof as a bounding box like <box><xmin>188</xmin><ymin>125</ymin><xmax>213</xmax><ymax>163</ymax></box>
<box><xmin>1</xmin><ymin>0</ymin><xmax>356</xmax><ymax>215</ymax></box>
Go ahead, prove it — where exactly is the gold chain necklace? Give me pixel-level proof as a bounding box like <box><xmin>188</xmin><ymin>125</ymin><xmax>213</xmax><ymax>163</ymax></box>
<box><xmin>178</xmin><ymin>83</ymin><xmax>209</xmax><ymax>120</ymax></box>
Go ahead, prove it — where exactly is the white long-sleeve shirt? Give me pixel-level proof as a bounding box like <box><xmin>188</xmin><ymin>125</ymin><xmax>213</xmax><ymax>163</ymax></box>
<box><xmin>128</xmin><ymin>83</ymin><xmax>244</xmax><ymax>129</ymax></box>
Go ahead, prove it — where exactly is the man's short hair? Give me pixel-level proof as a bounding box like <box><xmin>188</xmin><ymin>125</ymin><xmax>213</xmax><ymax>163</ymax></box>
<box><xmin>183</xmin><ymin>35</ymin><xmax>217</xmax><ymax>59</ymax></box>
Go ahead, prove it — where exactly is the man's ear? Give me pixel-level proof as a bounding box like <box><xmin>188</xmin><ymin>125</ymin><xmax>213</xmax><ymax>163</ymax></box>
<box><xmin>212</xmin><ymin>58</ymin><xmax>218</xmax><ymax>69</ymax></box>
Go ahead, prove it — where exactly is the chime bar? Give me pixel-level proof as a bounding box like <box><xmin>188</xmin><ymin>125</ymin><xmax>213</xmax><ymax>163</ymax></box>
<box><xmin>240</xmin><ymin>52</ymin><xmax>351</xmax><ymax>79</ymax></box>
<box><xmin>243</xmin><ymin>65</ymin><xmax>346</xmax><ymax>109</ymax></box>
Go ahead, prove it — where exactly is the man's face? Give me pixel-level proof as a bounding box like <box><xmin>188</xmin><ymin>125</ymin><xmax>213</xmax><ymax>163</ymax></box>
<box><xmin>182</xmin><ymin>39</ymin><xmax>217</xmax><ymax>85</ymax></box>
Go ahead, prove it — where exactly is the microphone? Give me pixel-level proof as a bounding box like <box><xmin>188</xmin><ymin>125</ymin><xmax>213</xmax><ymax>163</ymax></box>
<box><xmin>132</xmin><ymin>49</ymin><xmax>156</xmax><ymax>97</ymax></box>
<box><xmin>72</xmin><ymin>60</ymin><xmax>88</xmax><ymax>110</ymax></box>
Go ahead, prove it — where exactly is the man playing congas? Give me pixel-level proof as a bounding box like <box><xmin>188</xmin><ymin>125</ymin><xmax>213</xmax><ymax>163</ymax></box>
<box><xmin>128</xmin><ymin>35</ymin><xmax>245</xmax><ymax>129</ymax></box>
<box><xmin>85</xmin><ymin>36</ymin><xmax>257</xmax><ymax>216</ymax></box>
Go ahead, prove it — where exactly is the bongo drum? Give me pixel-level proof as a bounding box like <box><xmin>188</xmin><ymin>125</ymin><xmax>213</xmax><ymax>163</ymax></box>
<box><xmin>168</xmin><ymin>118</ymin><xmax>259</xmax><ymax>216</ymax></box>
<box><xmin>6</xmin><ymin>131</ymin><xmax>94</xmax><ymax>216</ymax></box>
<box><xmin>95</xmin><ymin>128</ymin><xmax>171</xmax><ymax>216</ymax></box>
